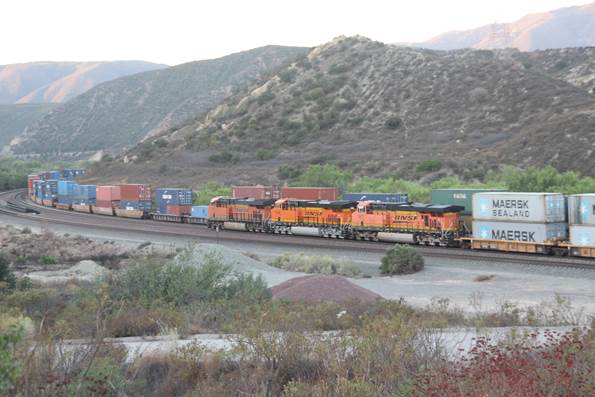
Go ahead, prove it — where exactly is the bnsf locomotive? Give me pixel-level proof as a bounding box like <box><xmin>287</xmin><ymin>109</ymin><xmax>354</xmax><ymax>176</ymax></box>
<box><xmin>207</xmin><ymin>197</ymin><xmax>465</xmax><ymax>247</ymax></box>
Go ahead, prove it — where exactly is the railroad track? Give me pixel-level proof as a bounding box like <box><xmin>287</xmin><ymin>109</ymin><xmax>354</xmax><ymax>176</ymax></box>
<box><xmin>1</xmin><ymin>189</ymin><xmax>594</xmax><ymax>270</ymax></box>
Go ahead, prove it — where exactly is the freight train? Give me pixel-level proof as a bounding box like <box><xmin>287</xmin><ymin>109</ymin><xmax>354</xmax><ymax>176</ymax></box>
<box><xmin>26</xmin><ymin>172</ymin><xmax>595</xmax><ymax>259</ymax></box>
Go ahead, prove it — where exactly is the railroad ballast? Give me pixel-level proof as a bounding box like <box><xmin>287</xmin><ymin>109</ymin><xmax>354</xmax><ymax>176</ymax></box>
<box><xmin>26</xmin><ymin>172</ymin><xmax>595</xmax><ymax>258</ymax></box>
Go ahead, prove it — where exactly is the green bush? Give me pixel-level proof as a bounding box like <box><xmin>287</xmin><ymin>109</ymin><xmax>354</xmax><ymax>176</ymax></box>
<box><xmin>380</xmin><ymin>245</ymin><xmax>424</xmax><ymax>275</ymax></box>
<box><xmin>256</xmin><ymin>149</ymin><xmax>276</xmax><ymax>161</ymax></box>
<box><xmin>0</xmin><ymin>255</ymin><xmax>16</xmax><ymax>292</ymax></box>
<box><xmin>293</xmin><ymin>164</ymin><xmax>352</xmax><ymax>192</ymax></box>
<box><xmin>208</xmin><ymin>151</ymin><xmax>234</xmax><ymax>163</ymax></box>
<box><xmin>271</xmin><ymin>253</ymin><xmax>362</xmax><ymax>277</ymax></box>
<box><xmin>110</xmin><ymin>253</ymin><xmax>271</xmax><ymax>308</ymax></box>
<box><xmin>0</xmin><ymin>324</ymin><xmax>23</xmax><ymax>392</ymax></box>
<box><xmin>193</xmin><ymin>181</ymin><xmax>231</xmax><ymax>205</ymax></box>
<box><xmin>278</xmin><ymin>164</ymin><xmax>304</xmax><ymax>181</ymax></box>
<box><xmin>385</xmin><ymin>116</ymin><xmax>402</xmax><ymax>130</ymax></box>
<box><xmin>416</xmin><ymin>159</ymin><xmax>442</xmax><ymax>174</ymax></box>
<box><xmin>39</xmin><ymin>255</ymin><xmax>57</xmax><ymax>265</ymax></box>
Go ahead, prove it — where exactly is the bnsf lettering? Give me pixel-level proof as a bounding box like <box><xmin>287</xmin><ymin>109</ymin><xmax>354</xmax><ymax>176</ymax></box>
<box><xmin>491</xmin><ymin>199</ymin><xmax>530</xmax><ymax>218</ymax></box>
<box><xmin>394</xmin><ymin>214</ymin><xmax>417</xmax><ymax>221</ymax></box>
<box><xmin>491</xmin><ymin>229</ymin><xmax>535</xmax><ymax>242</ymax></box>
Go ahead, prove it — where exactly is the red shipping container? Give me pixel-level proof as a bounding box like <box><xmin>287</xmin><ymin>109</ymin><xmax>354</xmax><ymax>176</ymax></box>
<box><xmin>95</xmin><ymin>199</ymin><xmax>119</xmax><ymax>208</ymax></box>
<box><xmin>232</xmin><ymin>185</ymin><xmax>280</xmax><ymax>199</ymax></box>
<box><xmin>166</xmin><ymin>204</ymin><xmax>192</xmax><ymax>216</ymax></box>
<box><xmin>120</xmin><ymin>184</ymin><xmax>152</xmax><ymax>201</ymax></box>
<box><xmin>97</xmin><ymin>186</ymin><xmax>121</xmax><ymax>201</ymax></box>
<box><xmin>28</xmin><ymin>175</ymin><xmax>40</xmax><ymax>193</ymax></box>
<box><xmin>280</xmin><ymin>187</ymin><xmax>338</xmax><ymax>201</ymax></box>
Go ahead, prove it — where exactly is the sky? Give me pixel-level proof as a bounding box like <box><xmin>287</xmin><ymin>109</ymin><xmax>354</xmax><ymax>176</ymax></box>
<box><xmin>2</xmin><ymin>0</ymin><xmax>591</xmax><ymax>66</ymax></box>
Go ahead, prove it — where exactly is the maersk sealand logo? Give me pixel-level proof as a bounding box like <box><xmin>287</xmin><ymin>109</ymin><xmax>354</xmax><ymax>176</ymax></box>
<box><xmin>479</xmin><ymin>226</ymin><xmax>490</xmax><ymax>239</ymax></box>
<box><xmin>479</xmin><ymin>199</ymin><xmax>490</xmax><ymax>216</ymax></box>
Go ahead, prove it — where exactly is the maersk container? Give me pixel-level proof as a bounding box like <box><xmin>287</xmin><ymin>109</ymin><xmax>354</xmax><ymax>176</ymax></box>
<box><xmin>569</xmin><ymin>225</ymin><xmax>595</xmax><ymax>247</ymax></box>
<box><xmin>155</xmin><ymin>188</ymin><xmax>193</xmax><ymax>213</ymax></box>
<box><xmin>568</xmin><ymin>194</ymin><xmax>595</xmax><ymax>226</ymax></box>
<box><xmin>472</xmin><ymin>192</ymin><xmax>566</xmax><ymax>223</ymax></box>
<box><xmin>431</xmin><ymin>189</ymin><xmax>506</xmax><ymax>215</ymax></box>
<box><xmin>191</xmin><ymin>205</ymin><xmax>209</xmax><ymax>218</ymax></box>
<box><xmin>342</xmin><ymin>192</ymin><xmax>408</xmax><ymax>203</ymax></box>
<box><xmin>119</xmin><ymin>200</ymin><xmax>152</xmax><ymax>211</ymax></box>
<box><xmin>472</xmin><ymin>220</ymin><xmax>568</xmax><ymax>243</ymax></box>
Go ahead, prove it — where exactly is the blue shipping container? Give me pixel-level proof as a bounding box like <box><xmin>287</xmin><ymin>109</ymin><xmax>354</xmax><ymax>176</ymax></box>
<box><xmin>49</xmin><ymin>171</ymin><xmax>61</xmax><ymax>180</ymax></box>
<box><xmin>191</xmin><ymin>206</ymin><xmax>209</xmax><ymax>218</ymax></box>
<box><xmin>156</xmin><ymin>188</ymin><xmax>193</xmax><ymax>214</ymax></box>
<box><xmin>74</xmin><ymin>184</ymin><xmax>96</xmax><ymax>200</ymax></box>
<box><xmin>43</xmin><ymin>180</ymin><xmax>58</xmax><ymax>199</ymax></box>
<box><xmin>119</xmin><ymin>200</ymin><xmax>152</xmax><ymax>211</ymax></box>
<box><xmin>342</xmin><ymin>192</ymin><xmax>409</xmax><ymax>203</ymax></box>
<box><xmin>57</xmin><ymin>194</ymin><xmax>73</xmax><ymax>204</ymax></box>
<box><xmin>58</xmin><ymin>180</ymin><xmax>76</xmax><ymax>195</ymax></box>
<box><xmin>62</xmin><ymin>169</ymin><xmax>86</xmax><ymax>179</ymax></box>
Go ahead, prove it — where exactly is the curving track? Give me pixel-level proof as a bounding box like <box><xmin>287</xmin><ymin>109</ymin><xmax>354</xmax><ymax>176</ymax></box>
<box><xmin>1</xmin><ymin>189</ymin><xmax>594</xmax><ymax>269</ymax></box>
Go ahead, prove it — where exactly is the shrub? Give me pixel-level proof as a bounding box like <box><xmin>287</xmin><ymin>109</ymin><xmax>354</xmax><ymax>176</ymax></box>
<box><xmin>294</xmin><ymin>164</ymin><xmax>352</xmax><ymax>192</ymax></box>
<box><xmin>193</xmin><ymin>181</ymin><xmax>231</xmax><ymax>205</ymax></box>
<box><xmin>416</xmin><ymin>159</ymin><xmax>442</xmax><ymax>174</ymax></box>
<box><xmin>278</xmin><ymin>164</ymin><xmax>304</xmax><ymax>181</ymax></box>
<box><xmin>0</xmin><ymin>324</ymin><xmax>24</xmax><ymax>393</ymax></box>
<box><xmin>385</xmin><ymin>116</ymin><xmax>402</xmax><ymax>130</ymax></box>
<box><xmin>379</xmin><ymin>245</ymin><xmax>424</xmax><ymax>275</ymax></box>
<box><xmin>40</xmin><ymin>255</ymin><xmax>57</xmax><ymax>265</ymax></box>
<box><xmin>109</xmin><ymin>307</ymin><xmax>183</xmax><ymax>337</ymax></box>
<box><xmin>271</xmin><ymin>253</ymin><xmax>362</xmax><ymax>277</ymax></box>
<box><xmin>208</xmin><ymin>151</ymin><xmax>234</xmax><ymax>163</ymax></box>
<box><xmin>0</xmin><ymin>255</ymin><xmax>16</xmax><ymax>292</ymax></box>
<box><xmin>256</xmin><ymin>149</ymin><xmax>276</xmax><ymax>161</ymax></box>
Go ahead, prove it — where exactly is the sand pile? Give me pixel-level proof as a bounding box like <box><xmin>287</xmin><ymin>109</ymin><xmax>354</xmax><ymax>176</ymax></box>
<box><xmin>27</xmin><ymin>260</ymin><xmax>110</xmax><ymax>284</ymax></box>
<box><xmin>271</xmin><ymin>275</ymin><xmax>383</xmax><ymax>304</ymax></box>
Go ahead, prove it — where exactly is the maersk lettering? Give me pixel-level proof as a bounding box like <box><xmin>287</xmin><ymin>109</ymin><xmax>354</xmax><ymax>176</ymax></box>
<box><xmin>491</xmin><ymin>229</ymin><xmax>535</xmax><ymax>242</ymax></box>
<box><xmin>491</xmin><ymin>199</ymin><xmax>530</xmax><ymax>218</ymax></box>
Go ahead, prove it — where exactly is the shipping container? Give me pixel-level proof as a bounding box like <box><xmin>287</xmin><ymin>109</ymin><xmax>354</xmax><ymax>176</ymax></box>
<box><xmin>568</xmin><ymin>194</ymin><xmax>595</xmax><ymax>226</ymax></box>
<box><xmin>232</xmin><ymin>185</ymin><xmax>280</xmax><ymax>199</ymax></box>
<box><xmin>166</xmin><ymin>204</ymin><xmax>192</xmax><ymax>216</ymax></box>
<box><xmin>155</xmin><ymin>188</ymin><xmax>193</xmax><ymax>214</ymax></box>
<box><xmin>118</xmin><ymin>200</ymin><xmax>152</xmax><ymax>211</ymax></box>
<box><xmin>58</xmin><ymin>180</ymin><xmax>76</xmax><ymax>196</ymax></box>
<box><xmin>569</xmin><ymin>225</ymin><xmax>595</xmax><ymax>247</ymax></box>
<box><xmin>73</xmin><ymin>184</ymin><xmax>96</xmax><ymax>205</ymax></box>
<box><xmin>472</xmin><ymin>192</ymin><xmax>566</xmax><ymax>223</ymax></box>
<box><xmin>43</xmin><ymin>180</ymin><xmax>58</xmax><ymax>199</ymax></box>
<box><xmin>57</xmin><ymin>194</ymin><xmax>73</xmax><ymax>205</ymax></box>
<box><xmin>120</xmin><ymin>184</ymin><xmax>151</xmax><ymax>201</ymax></box>
<box><xmin>49</xmin><ymin>170</ymin><xmax>61</xmax><ymax>180</ymax></box>
<box><xmin>27</xmin><ymin>175</ymin><xmax>40</xmax><ymax>195</ymax></box>
<box><xmin>95</xmin><ymin>199</ymin><xmax>118</xmax><ymax>208</ymax></box>
<box><xmin>472</xmin><ymin>220</ymin><xmax>568</xmax><ymax>243</ymax></box>
<box><xmin>280</xmin><ymin>187</ymin><xmax>338</xmax><ymax>201</ymax></box>
<box><xmin>62</xmin><ymin>169</ymin><xmax>85</xmax><ymax>179</ymax></box>
<box><xmin>342</xmin><ymin>192</ymin><xmax>408</xmax><ymax>203</ymax></box>
<box><xmin>96</xmin><ymin>186</ymin><xmax>121</xmax><ymax>202</ymax></box>
<box><xmin>191</xmin><ymin>205</ymin><xmax>209</xmax><ymax>218</ymax></box>
<box><xmin>431</xmin><ymin>189</ymin><xmax>506</xmax><ymax>215</ymax></box>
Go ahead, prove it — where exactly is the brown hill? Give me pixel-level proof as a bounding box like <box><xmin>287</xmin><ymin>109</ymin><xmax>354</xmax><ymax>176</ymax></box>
<box><xmin>0</xmin><ymin>61</ymin><xmax>166</xmax><ymax>104</ymax></box>
<box><xmin>89</xmin><ymin>36</ymin><xmax>595</xmax><ymax>187</ymax></box>
<box><xmin>419</xmin><ymin>2</ymin><xmax>595</xmax><ymax>51</ymax></box>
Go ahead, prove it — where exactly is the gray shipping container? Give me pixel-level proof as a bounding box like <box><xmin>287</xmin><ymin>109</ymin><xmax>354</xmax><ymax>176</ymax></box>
<box><xmin>472</xmin><ymin>192</ymin><xmax>566</xmax><ymax>223</ymax></box>
<box><xmin>568</xmin><ymin>194</ymin><xmax>595</xmax><ymax>226</ymax></box>
<box><xmin>569</xmin><ymin>225</ymin><xmax>595</xmax><ymax>247</ymax></box>
<box><xmin>472</xmin><ymin>220</ymin><xmax>568</xmax><ymax>243</ymax></box>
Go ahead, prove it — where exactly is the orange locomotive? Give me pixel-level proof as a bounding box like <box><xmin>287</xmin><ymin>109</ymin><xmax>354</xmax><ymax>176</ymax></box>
<box><xmin>351</xmin><ymin>201</ymin><xmax>464</xmax><ymax>246</ymax></box>
<box><xmin>207</xmin><ymin>197</ymin><xmax>464</xmax><ymax>245</ymax></box>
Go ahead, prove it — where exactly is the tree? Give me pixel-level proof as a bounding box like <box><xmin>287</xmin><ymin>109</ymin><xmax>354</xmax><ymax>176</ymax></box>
<box><xmin>0</xmin><ymin>254</ymin><xmax>16</xmax><ymax>291</ymax></box>
<box><xmin>294</xmin><ymin>164</ymin><xmax>352</xmax><ymax>192</ymax></box>
<box><xmin>379</xmin><ymin>245</ymin><xmax>424</xmax><ymax>275</ymax></box>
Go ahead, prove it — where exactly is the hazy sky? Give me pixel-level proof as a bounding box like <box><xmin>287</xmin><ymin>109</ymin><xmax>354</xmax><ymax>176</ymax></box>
<box><xmin>2</xmin><ymin>0</ymin><xmax>591</xmax><ymax>66</ymax></box>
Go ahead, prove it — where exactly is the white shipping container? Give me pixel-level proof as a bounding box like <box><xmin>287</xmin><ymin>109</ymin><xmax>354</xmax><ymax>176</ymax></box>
<box><xmin>472</xmin><ymin>221</ymin><xmax>567</xmax><ymax>243</ymax></box>
<box><xmin>569</xmin><ymin>225</ymin><xmax>595</xmax><ymax>247</ymax></box>
<box><xmin>472</xmin><ymin>192</ymin><xmax>566</xmax><ymax>223</ymax></box>
<box><xmin>568</xmin><ymin>194</ymin><xmax>595</xmax><ymax>226</ymax></box>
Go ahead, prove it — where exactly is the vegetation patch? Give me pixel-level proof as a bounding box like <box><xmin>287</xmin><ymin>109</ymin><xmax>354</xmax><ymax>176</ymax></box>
<box><xmin>271</xmin><ymin>253</ymin><xmax>362</xmax><ymax>277</ymax></box>
<box><xmin>380</xmin><ymin>245</ymin><xmax>425</xmax><ymax>275</ymax></box>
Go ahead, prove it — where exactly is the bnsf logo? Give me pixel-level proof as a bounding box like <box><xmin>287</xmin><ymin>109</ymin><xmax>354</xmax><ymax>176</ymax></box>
<box><xmin>393</xmin><ymin>214</ymin><xmax>417</xmax><ymax>222</ymax></box>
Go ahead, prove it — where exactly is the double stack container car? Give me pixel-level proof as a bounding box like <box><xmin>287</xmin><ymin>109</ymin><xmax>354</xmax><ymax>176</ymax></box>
<box><xmin>464</xmin><ymin>192</ymin><xmax>567</xmax><ymax>254</ymax></box>
<box><xmin>94</xmin><ymin>186</ymin><xmax>121</xmax><ymax>216</ymax></box>
<box><xmin>117</xmin><ymin>184</ymin><xmax>152</xmax><ymax>218</ymax></box>
<box><xmin>72</xmin><ymin>185</ymin><xmax>96</xmax><ymax>213</ymax></box>
<box><xmin>153</xmin><ymin>188</ymin><xmax>193</xmax><ymax>222</ymax></box>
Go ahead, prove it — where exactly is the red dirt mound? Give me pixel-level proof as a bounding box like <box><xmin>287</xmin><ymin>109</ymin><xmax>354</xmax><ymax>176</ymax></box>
<box><xmin>271</xmin><ymin>275</ymin><xmax>383</xmax><ymax>304</ymax></box>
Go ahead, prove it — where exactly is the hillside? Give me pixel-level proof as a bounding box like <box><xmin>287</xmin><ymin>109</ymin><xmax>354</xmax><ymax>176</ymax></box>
<box><xmin>419</xmin><ymin>2</ymin><xmax>595</xmax><ymax>51</ymax></box>
<box><xmin>0</xmin><ymin>61</ymin><xmax>166</xmax><ymax>104</ymax></box>
<box><xmin>87</xmin><ymin>36</ymin><xmax>595</xmax><ymax>187</ymax></box>
<box><xmin>0</xmin><ymin>104</ymin><xmax>57</xmax><ymax>149</ymax></box>
<box><xmin>10</xmin><ymin>46</ymin><xmax>308</xmax><ymax>158</ymax></box>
